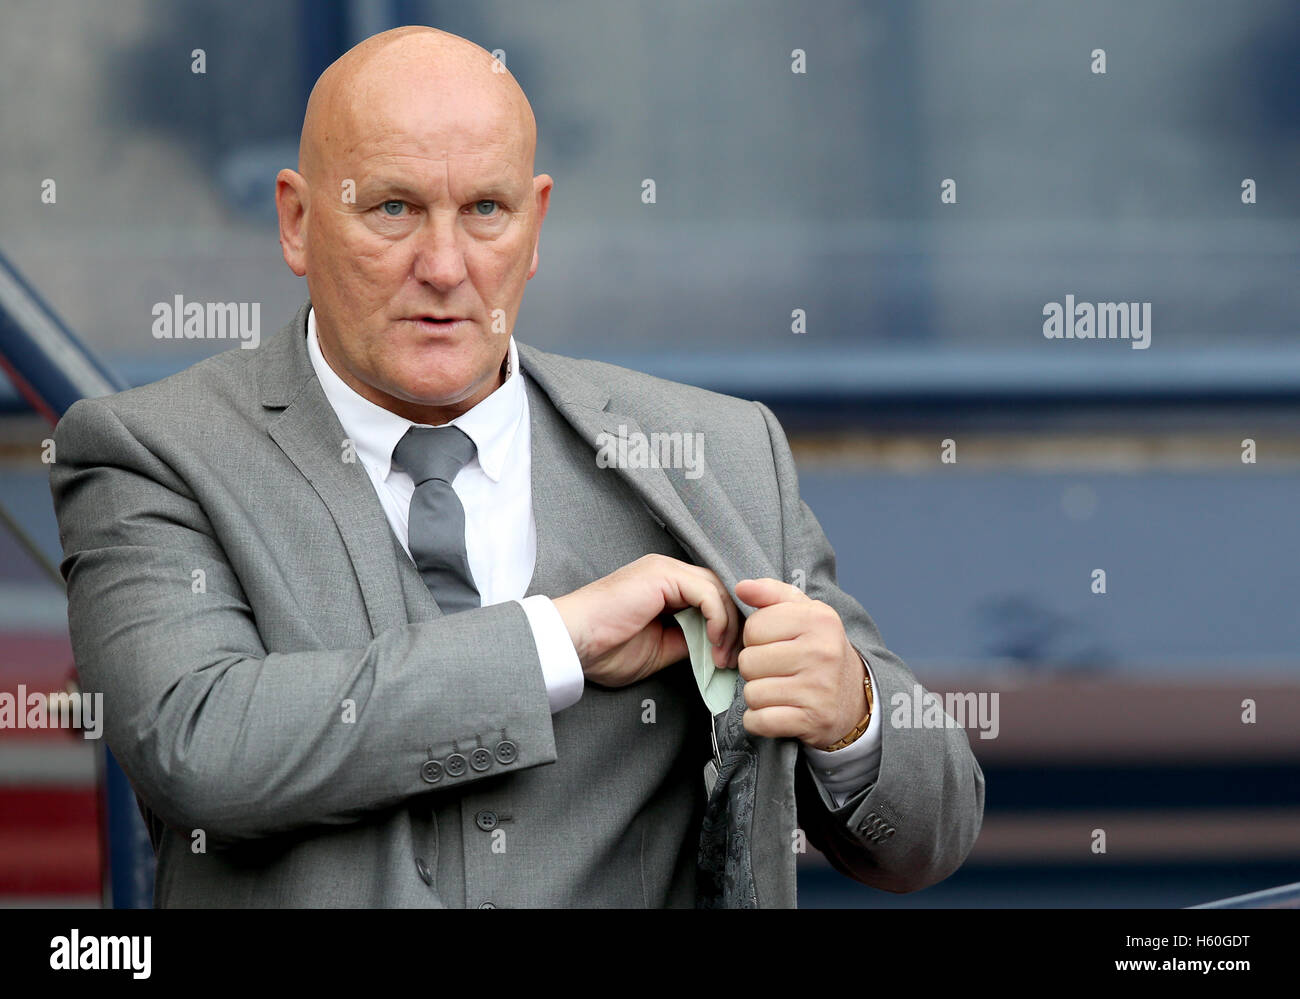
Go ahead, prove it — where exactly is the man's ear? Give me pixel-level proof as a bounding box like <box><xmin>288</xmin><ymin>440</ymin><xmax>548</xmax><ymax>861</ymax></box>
<box><xmin>276</xmin><ymin>169</ymin><xmax>309</xmax><ymax>277</ymax></box>
<box><xmin>526</xmin><ymin>173</ymin><xmax>553</xmax><ymax>281</ymax></box>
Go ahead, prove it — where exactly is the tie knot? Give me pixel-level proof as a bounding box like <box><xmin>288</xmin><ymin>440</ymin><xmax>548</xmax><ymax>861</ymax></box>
<box><xmin>393</xmin><ymin>425</ymin><xmax>477</xmax><ymax>485</ymax></box>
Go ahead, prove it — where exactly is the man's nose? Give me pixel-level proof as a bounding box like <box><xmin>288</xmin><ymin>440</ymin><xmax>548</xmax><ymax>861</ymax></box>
<box><xmin>410</xmin><ymin>212</ymin><xmax>469</xmax><ymax>291</ymax></box>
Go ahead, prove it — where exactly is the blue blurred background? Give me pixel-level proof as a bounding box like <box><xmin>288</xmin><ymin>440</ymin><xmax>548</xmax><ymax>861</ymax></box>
<box><xmin>0</xmin><ymin>0</ymin><xmax>1297</xmax><ymax>907</ymax></box>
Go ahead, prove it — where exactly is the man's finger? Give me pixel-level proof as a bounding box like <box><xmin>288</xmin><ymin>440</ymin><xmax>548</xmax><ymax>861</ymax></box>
<box><xmin>672</xmin><ymin>571</ymin><xmax>740</xmax><ymax>667</ymax></box>
<box><xmin>742</xmin><ymin>704</ymin><xmax>809</xmax><ymax>742</ymax></box>
<box><xmin>740</xmin><ymin>604</ymin><xmax>809</xmax><ymax>651</ymax></box>
<box><xmin>737</xmin><ymin>646</ymin><xmax>803</xmax><ymax>682</ymax></box>
<box><xmin>651</xmin><ymin>618</ymin><xmax>689</xmax><ymax>673</ymax></box>
<box><xmin>735</xmin><ymin>577</ymin><xmax>809</xmax><ymax>610</ymax></box>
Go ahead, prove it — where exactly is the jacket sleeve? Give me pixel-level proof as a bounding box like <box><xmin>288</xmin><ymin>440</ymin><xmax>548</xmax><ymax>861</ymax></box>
<box><xmin>49</xmin><ymin>396</ymin><xmax>559</xmax><ymax>849</ymax></box>
<box><xmin>751</xmin><ymin>400</ymin><xmax>985</xmax><ymax>892</ymax></box>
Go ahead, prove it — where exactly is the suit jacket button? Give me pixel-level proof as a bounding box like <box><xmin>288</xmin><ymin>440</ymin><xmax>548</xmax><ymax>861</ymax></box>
<box><xmin>415</xmin><ymin>857</ymin><xmax>434</xmax><ymax>886</ymax></box>
<box><xmin>445</xmin><ymin>752</ymin><xmax>468</xmax><ymax>777</ymax></box>
<box><xmin>421</xmin><ymin>760</ymin><xmax>443</xmax><ymax>784</ymax></box>
<box><xmin>475</xmin><ymin>809</ymin><xmax>498</xmax><ymax>831</ymax></box>
<box><xmin>494</xmin><ymin>740</ymin><xmax>518</xmax><ymax>765</ymax></box>
<box><xmin>478</xmin><ymin>900</ymin><xmax>496</xmax><ymax>909</ymax></box>
<box><xmin>470</xmin><ymin>747</ymin><xmax>492</xmax><ymax>772</ymax></box>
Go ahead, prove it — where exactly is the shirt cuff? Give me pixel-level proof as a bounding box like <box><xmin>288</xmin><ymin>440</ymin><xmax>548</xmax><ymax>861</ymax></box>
<box><xmin>800</xmin><ymin>653</ymin><xmax>882</xmax><ymax>809</ymax></box>
<box><xmin>516</xmin><ymin>595</ymin><xmax>584</xmax><ymax>713</ymax></box>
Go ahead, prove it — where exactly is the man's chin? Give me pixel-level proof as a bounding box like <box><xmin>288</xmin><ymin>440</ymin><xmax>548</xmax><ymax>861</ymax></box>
<box><xmin>384</xmin><ymin>366</ymin><xmax>499</xmax><ymax>413</ymax></box>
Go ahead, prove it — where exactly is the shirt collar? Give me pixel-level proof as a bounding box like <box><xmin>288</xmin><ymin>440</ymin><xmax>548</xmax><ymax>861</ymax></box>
<box><xmin>306</xmin><ymin>307</ymin><xmax>524</xmax><ymax>483</ymax></box>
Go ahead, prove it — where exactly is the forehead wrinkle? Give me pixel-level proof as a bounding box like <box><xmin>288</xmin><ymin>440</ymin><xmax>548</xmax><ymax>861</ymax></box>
<box><xmin>353</xmin><ymin>150</ymin><xmax>526</xmax><ymax>203</ymax></box>
<box><xmin>321</xmin><ymin>107</ymin><xmax>530</xmax><ymax>205</ymax></box>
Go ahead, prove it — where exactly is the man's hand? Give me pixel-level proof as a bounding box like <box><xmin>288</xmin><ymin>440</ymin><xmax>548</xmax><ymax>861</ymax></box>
<box><xmin>553</xmin><ymin>554</ymin><xmax>741</xmax><ymax>688</ymax></box>
<box><xmin>733</xmin><ymin>578</ymin><xmax>867</xmax><ymax>749</ymax></box>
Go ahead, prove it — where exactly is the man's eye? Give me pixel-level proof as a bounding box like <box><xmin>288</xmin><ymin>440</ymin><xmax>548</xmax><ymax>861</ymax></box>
<box><xmin>381</xmin><ymin>200</ymin><xmax>406</xmax><ymax>216</ymax></box>
<box><xmin>473</xmin><ymin>199</ymin><xmax>498</xmax><ymax>216</ymax></box>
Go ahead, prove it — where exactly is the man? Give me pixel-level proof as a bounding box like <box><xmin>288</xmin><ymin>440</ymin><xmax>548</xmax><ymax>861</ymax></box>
<box><xmin>49</xmin><ymin>26</ymin><xmax>982</xmax><ymax>907</ymax></box>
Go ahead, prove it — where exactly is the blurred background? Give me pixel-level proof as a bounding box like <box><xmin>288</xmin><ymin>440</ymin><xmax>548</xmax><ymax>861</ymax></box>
<box><xmin>1</xmin><ymin>0</ymin><xmax>1297</xmax><ymax>907</ymax></box>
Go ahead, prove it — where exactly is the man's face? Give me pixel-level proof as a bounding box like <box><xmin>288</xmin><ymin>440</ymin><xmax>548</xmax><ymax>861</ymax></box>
<box><xmin>280</xmin><ymin>65</ymin><xmax>551</xmax><ymax>423</ymax></box>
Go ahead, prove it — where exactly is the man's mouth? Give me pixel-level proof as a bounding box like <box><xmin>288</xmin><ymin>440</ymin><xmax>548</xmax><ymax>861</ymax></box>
<box><xmin>407</xmin><ymin>315</ymin><xmax>466</xmax><ymax>328</ymax></box>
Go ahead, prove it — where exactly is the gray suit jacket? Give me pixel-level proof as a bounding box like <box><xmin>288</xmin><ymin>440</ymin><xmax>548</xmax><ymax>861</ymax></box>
<box><xmin>49</xmin><ymin>302</ymin><xmax>983</xmax><ymax>907</ymax></box>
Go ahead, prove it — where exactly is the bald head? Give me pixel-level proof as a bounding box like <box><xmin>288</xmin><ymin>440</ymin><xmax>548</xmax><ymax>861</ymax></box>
<box><xmin>274</xmin><ymin>25</ymin><xmax>553</xmax><ymax>426</ymax></box>
<box><xmin>298</xmin><ymin>26</ymin><xmax>537</xmax><ymax>185</ymax></box>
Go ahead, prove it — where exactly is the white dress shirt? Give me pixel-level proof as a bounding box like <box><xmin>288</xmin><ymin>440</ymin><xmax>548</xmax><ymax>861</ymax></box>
<box><xmin>306</xmin><ymin>309</ymin><xmax>880</xmax><ymax>809</ymax></box>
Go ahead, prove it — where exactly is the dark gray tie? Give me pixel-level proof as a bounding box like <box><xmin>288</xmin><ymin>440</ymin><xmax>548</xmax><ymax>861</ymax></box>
<box><xmin>393</xmin><ymin>425</ymin><xmax>481</xmax><ymax>615</ymax></box>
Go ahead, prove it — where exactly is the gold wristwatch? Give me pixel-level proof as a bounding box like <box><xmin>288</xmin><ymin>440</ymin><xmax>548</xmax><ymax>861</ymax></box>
<box><xmin>820</xmin><ymin>665</ymin><xmax>874</xmax><ymax>751</ymax></box>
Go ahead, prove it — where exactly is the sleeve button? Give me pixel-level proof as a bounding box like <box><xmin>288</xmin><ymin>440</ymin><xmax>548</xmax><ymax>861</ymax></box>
<box><xmin>494</xmin><ymin>740</ymin><xmax>518</xmax><ymax>765</ymax></box>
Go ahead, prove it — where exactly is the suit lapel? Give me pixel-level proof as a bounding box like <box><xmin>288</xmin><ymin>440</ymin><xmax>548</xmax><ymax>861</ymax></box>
<box><xmin>517</xmin><ymin>341</ymin><xmax>780</xmax><ymax>618</ymax></box>
<box><xmin>260</xmin><ymin>304</ymin><xmax>416</xmax><ymax>639</ymax></box>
